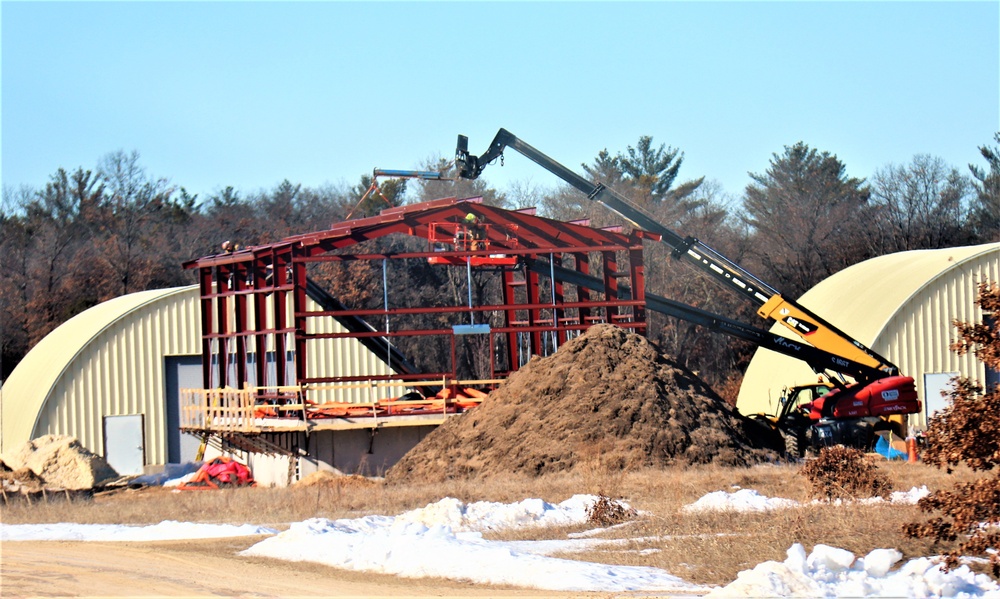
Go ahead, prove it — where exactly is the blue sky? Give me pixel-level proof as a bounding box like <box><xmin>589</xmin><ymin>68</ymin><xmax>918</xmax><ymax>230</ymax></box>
<box><xmin>3</xmin><ymin>1</ymin><xmax>998</xmax><ymax>205</ymax></box>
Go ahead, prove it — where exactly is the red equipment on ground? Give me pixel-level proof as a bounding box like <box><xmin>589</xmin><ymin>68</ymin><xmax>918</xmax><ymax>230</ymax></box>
<box><xmin>177</xmin><ymin>457</ymin><xmax>255</xmax><ymax>490</ymax></box>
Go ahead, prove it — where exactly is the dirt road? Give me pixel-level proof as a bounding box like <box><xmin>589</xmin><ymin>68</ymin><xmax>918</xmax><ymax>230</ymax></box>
<box><xmin>1</xmin><ymin>538</ymin><xmax>596</xmax><ymax>598</ymax></box>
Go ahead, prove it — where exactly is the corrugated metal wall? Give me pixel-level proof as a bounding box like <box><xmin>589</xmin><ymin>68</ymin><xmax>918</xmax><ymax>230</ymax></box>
<box><xmin>881</xmin><ymin>251</ymin><xmax>1000</xmax><ymax>429</ymax></box>
<box><xmin>304</xmin><ymin>312</ymin><xmax>407</xmax><ymax>403</ymax></box>
<box><xmin>219</xmin><ymin>293</ymin><xmax>405</xmax><ymax>402</ymax></box>
<box><xmin>30</xmin><ymin>287</ymin><xmax>405</xmax><ymax>466</ymax></box>
<box><xmin>33</xmin><ymin>289</ymin><xmax>201</xmax><ymax>466</ymax></box>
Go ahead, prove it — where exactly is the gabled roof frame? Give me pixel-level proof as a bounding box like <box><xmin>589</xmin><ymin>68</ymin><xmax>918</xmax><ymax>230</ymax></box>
<box><xmin>184</xmin><ymin>196</ymin><xmax>650</xmax><ymax>397</ymax></box>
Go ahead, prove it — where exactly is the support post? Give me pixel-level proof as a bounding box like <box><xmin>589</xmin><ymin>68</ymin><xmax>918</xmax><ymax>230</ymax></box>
<box><xmin>215</xmin><ymin>264</ymin><xmax>230</xmax><ymax>388</ymax></box>
<box><xmin>273</xmin><ymin>250</ymin><xmax>289</xmax><ymax>387</ymax></box>
<box><xmin>234</xmin><ymin>262</ymin><xmax>248</xmax><ymax>387</ymax></box>
<box><xmin>502</xmin><ymin>267</ymin><xmax>520</xmax><ymax>373</ymax></box>
<box><xmin>253</xmin><ymin>253</ymin><xmax>269</xmax><ymax>388</ymax></box>
<box><xmin>199</xmin><ymin>267</ymin><xmax>214</xmax><ymax>390</ymax></box>
<box><xmin>603</xmin><ymin>251</ymin><xmax>618</xmax><ymax>324</ymax></box>
<box><xmin>629</xmin><ymin>243</ymin><xmax>646</xmax><ymax>333</ymax></box>
<box><xmin>293</xmin><ymin>250</ymin><xmax>308</xmax><ymax>386</ymax></box>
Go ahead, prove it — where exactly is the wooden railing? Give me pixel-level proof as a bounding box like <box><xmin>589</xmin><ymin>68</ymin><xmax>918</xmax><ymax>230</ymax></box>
<box><xmin>179</xmin><ymin>386</ymin><xmax>256</xmax><ymax>433</ymax></box>
<box><xmin>179</xmin><ymin>379</ymin><xmax>501</xmax><ymax>433</ymax></box>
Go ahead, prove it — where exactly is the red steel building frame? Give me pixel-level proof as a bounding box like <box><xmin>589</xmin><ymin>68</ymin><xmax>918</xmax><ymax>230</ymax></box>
<box><xmin>184</xmin><ymin>196</ymin><xmax>650</xmax><ymax>394</ymax></box>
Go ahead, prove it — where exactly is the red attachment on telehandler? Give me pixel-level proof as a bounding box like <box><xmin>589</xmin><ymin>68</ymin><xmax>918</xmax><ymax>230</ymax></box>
<box><xmin>808</xmin><ymin>376</ymin><xmax>920</xmax><ymax>421</ymax></box>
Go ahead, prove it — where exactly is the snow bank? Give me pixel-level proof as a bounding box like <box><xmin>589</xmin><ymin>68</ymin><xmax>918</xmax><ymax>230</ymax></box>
<box><xmin>5</xmin><ymin>491</ymin><xmax>999</xmax><ymax>596</ymax></box>
<box><xmin>394</xmin><ymin>494</ymin><xmax>604</xmax><ymax>532</ymax></box>
<box><xmin>683</xmin><ymin>486</ymin><xmax>932</xmax><ymax>513</ymax></box>
<box><xmin>682</xmin><ymin>488</ymin><xmax>800</xmax><ymax>513</ymax></box>
<box><xmin>240</xmin><ymin>494</ymin><xmax>705</xmax><ymax>593</ymax></box>
<box><xmin>706</xmin><ymin>543</ymin><xmax>1000</xmax><ymax>598</ymax></box>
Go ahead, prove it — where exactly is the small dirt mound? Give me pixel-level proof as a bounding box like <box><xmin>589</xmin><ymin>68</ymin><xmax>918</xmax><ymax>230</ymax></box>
<box><xmin>1</xmin><ymin>435</ymin><xmax>119</xmax><ymax>490</ymax></box>
<box><xmin>387</xmin><ymin>324</ymin><xmax>777</xmax><ymax>483</ymax></box>
<box><xmin>294</xmin><ymin>470</ymin><xmax>378</xmax><ymax>489</ymax></box>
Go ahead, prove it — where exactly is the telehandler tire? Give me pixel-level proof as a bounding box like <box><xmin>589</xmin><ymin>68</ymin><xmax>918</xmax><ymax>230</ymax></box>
<box><xmin>783</xmin><ymin>430</ymin><xmax>805</xmax><ymax>460</ymax></box>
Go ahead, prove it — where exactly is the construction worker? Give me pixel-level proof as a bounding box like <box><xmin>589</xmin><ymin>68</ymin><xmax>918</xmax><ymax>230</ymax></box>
<box><xmin>464</xmin><ymin>213</ymin><xmax>486</xmax><ymax>250</ymax></box>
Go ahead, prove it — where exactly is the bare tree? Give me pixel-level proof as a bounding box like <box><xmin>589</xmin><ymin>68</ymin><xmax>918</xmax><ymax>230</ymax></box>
<box><xmin>97</xmin><ymin>150</ymin><xmax>175</xmax><ymax>296</ymax></box>
<box><xmin>868</xmin><ymin>155</ymin><xmax>974</xmax><ymax>253</ymax></box>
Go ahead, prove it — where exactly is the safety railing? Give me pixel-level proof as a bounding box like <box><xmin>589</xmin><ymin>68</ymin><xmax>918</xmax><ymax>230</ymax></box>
<box><xmin>179</xmin><ymin>378</ymin><xmax>500</xmax><ymax>433</ymax></box>
<box><xmin>179</xmin><ymin>386</ymin><xmax>257</xmax><ymax>433</ymax></box>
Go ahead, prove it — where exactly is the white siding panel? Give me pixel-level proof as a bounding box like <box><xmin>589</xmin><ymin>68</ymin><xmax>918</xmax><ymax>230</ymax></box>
<box><xmin>878</xmin><ymin>251</ymin><xmax>998</xmax><ymax>430</ymax></box>
<box><xmin>32</xmin><ymin>288</ymin><xmax>202</xmax><ymax>466</ymax></box>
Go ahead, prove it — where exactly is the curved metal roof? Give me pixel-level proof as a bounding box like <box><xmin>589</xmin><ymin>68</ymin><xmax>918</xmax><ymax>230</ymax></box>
<box><xmin>737</xmin><ymin>242</ymin><xmax>1000</xmax><ymax>416</ymax></box>
<box><xmin>0</xmin><ymin>287</ymin><xmax>198</xmax><ymax>454</ymax></box>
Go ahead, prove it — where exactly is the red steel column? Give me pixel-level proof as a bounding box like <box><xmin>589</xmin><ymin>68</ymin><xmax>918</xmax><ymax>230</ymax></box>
<box><xmin>253</xmin><ymin>252</ymin><xmax>269</xmax><ymax>387</ymax></box>
<box><xmin>273</xmin><ymin>250</ymin><xmax>289</xmax><ymax>387</ymax></box>
<box><xmin>575</xmin><ymin>253</ymin><xmax>591</xmax><ymax>325</ymax></box>
<box><xmin>199</xmin><ymin>267</ymin><xmax>214</xmax><ymax>389</ymax></box>
<box><xmin>502</xmin><ymin>267</ymin><xmax>520</xmax><ymax>372</ymax></box>
<box><xmin>292</xmin><ymin>250</ymin><xmax>308</xmax><ymax>385</ymax></box>
<box><xmin>215</xmin><ymin>264</ymin><xmax>230</xmax><ymax>388</ymax></box>
<box><xmin>527</xmin><ymin>265</ymin><xmax>541</xmax><ymax>356</ymax></box>
<box><xmin>233</xmin><ymin>261</ymin><xmax>248</xmax><ymax>387</ymax></box>
<box><xmin>551</xmin><ymin>254</ymin><xmax>566</xmax><ymax>346</ymax></box>
<box><xmin>629</xmin><ymin>244</ymin><xmax>647</xmax><ymax>334</ymax></box>
<box><xmin>603</xmin><ymin>251</ymin><xmax>618</xmax><ymax>324</ymax></box>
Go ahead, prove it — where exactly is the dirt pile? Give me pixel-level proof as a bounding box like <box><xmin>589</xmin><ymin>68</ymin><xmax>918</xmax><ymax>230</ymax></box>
<box><xmin>294</xmin><ymin>470</ymin><xmax>378</xmax><ymax>489</ymax></box>
<box><xmin>1</xmin><ymin>435</ymin><xmax>119</xmax><ymax>490</ymax></box>
<box><xmin>387</xmin><ymin>324</ymin><xmax>776</xmax><ymax>483</ymax></box>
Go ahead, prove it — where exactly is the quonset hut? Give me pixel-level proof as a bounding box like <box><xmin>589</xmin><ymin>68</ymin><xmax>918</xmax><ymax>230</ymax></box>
<box><xmin>1</xmin><ymin>287</ymin><xmax>202</xmax><ymax>472</ymax></box>
<box><xmin>0</xmin><ymin>285</ymin><xmax>408</xmax><ymax>482</ymax></box>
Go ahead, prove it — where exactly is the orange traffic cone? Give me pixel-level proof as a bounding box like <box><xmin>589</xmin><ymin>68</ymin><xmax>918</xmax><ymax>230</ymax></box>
<box><xmin>906</xmin><ymin>436</ymin><xmax>919</xmax><ymax>463</ymax></box>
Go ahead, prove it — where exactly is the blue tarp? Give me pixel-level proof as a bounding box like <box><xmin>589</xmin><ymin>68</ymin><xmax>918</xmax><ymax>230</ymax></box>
<box><xmin>875</xmin><ymin>435</ymin><xmax>907</xmax><ymax>460</ymax></box>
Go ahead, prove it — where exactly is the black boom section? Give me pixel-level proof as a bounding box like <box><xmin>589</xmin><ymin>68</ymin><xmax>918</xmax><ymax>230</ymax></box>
<box><xmin>527</xmin><ymin>258</ymin><xmax>884</xmax><ymax>383</ymax></box>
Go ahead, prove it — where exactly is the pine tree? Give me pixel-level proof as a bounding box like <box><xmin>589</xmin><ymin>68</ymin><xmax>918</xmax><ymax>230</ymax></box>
<box><xmin>969</xmin><ymin>133</ymin><xmax>1000</xmax><ymax>242</ymax></box>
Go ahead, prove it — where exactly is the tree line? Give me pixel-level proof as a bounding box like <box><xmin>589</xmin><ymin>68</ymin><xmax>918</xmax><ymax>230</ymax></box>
<box><xmin>2</xmin><ymin>135</ymin><xmax>998</xmax><ymax>398</ymax></box>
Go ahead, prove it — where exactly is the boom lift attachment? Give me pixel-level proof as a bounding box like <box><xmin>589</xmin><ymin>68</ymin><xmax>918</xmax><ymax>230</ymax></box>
<box><xmin>455</xmin><ymin>129</ymin><xmax>920</xmax><ymax>456</ymax></box>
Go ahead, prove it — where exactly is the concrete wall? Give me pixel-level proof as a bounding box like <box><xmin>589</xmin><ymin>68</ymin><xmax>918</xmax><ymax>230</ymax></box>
<box><xmin>210</xmin><ymin>425</ymin><xmax>439</xmax><ymax>486</ymax></box>
<box><xmin>306</xmin><ymin>426</ymin><xmax>438</xmax><ymax>477</ymax></box>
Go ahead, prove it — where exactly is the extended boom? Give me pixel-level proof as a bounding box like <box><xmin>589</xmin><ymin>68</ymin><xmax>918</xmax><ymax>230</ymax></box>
<box><xmin>456</xmin><ymin>129</ymin><xmax>900</xmax><ymax>382</ymax></box>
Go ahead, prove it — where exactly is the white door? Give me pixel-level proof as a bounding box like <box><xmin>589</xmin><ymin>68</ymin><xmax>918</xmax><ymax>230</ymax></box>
<box><xmin>104</xmin><ymin>414</ymin><xmax>145</xmax><ymax>475</ymax></box>
<box><xmin>924</xmin><ymin>372</ymin><xmax>959</xmax><ymax>421</ymax></box>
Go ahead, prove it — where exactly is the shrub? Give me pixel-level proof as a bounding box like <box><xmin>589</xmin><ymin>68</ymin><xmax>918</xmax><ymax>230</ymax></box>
<box><xmin>586</xmin><ymin>494</ymin><xmax>638</xmax><ymax>526</ymax></box>
<box><xmin>801</xmin><ymin>445</ymin><xmax>892</xmax><ymax>501</ymax></box>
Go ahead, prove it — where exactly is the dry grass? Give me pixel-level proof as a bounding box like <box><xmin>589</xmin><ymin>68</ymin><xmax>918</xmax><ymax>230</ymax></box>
<box><xmin>0</xmin><ymin>459</ymin><xmax>981</xmax><ymax>587</ymax></box>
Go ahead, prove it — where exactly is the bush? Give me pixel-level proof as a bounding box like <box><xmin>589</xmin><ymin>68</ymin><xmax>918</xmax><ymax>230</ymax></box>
<box><xmin>586</xmin><ymin>494</ymin><xmax>638</xmax><ymax>526</ymax></box>
<box><xmin>801</xmin><ymin>445</ymin><xmax>892</xmax><ymax>501</ymax></box>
